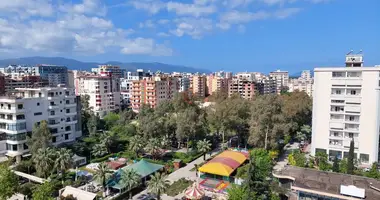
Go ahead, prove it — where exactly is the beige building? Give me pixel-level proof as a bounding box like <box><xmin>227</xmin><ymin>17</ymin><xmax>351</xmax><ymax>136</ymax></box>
<box><xmin>206</xmin><ymin>75</ymin><xmax>228</xmax><ymax>96</ymax></box>
<box><xmin>76</xmin><ymin>74</ymin><xmax>121</xmax><ymax>118</ymax></box>
<box><xmin>191</xmin><ymin>74</ymin><xmax>207</xmax><ymax>98</ymax></box>
<box><xmin>130</xmin><ymin>76</ymin><xmax>178</xmax><ymax>111</ymax></box>
<box><xmin>269</xmin><ymin>70</ymin><xmax>289</xmax><ymax>93</ymax></box>
<box><xmin>288</xmin><ymin>70</ymin><xmax>313</xmax><ymax>96</ymax></box>
<box><xmin>228</xmin><ymin>78</ymin><xmax>255</xmax><ymax>100</ymax></box>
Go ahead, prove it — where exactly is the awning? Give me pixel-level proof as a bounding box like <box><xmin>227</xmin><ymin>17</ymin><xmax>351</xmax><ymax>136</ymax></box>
<box><xmin>198</xmin><ymin>150</ymin><xmax>249</xmax><ymax>177</ymax></box>
<box><xmin>61</xmin><ymin>186</ymin><xmax>97</xmax><ymax>200</ymax></box>
<box><xmin>121</xmin><ymin>159</ymin><xmax>164</xmax><ymax>178</ymax></box>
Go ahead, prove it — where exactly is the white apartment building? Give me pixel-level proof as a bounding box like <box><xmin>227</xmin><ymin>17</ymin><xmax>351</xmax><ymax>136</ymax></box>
<box><xmin>178</xmin><ymin>77</ymin><xmax>190</xmax><ymax>92</ymax></box>
<box><xmin>76</xmin><ymin>74</ymin><xmax>121</xmax><ymax>118</ymax></box>
<box><xmin>311</xmin><ymin>53</ymin><xmax>380</xmax><ymax>165</ymax></box>
<box><xmin>0</xmin><ymin>86</ymin><xmax>81</xmax><ymax>161</ymax></box>
<box><xmin>269</xmin><ymin>70</ymin><xmax>289</xmax><ymax>93</ymax></box>
<box><xmin>289</xmin><ymin>70</ymin><xmax>313</xmax><ymax>96</ymax></box>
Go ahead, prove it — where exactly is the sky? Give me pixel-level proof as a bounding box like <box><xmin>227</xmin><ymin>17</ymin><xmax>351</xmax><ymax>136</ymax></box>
<box><xmin>0</xmin><ymin>0</ymin><xmax>379</xmax><ymax>74</ymax></box>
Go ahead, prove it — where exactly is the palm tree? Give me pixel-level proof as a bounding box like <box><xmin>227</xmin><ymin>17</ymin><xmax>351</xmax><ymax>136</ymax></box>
<box><xmin>93</xmin><ymin>162</ymin><xmax>112</xmax><ymax>196</ymax></box>
<box><xmin>99</xmin><ymin>132</ymin><xmax>114</xmax><ymax>154</ymax></box>
<box><xmin>55</xmin><ymin>148</ymin><xmax>73</xmax><ymax>185</ymax></box>
<box><xmin>147</xmin><ymin>172</ymin><xmax>169</xmax><ymax>200</ymax></box>
<box><xmin>128</xmin><ymin>135</ymin><xmax>144</xmax><ymax>157</ymax></box>
<box><xmin>145</xmin><ymin>138</ymin><xmax>161</xmax><ymax>160</ymax></box>
<box><xmin>91</xmin><ymin>143</ymin><xmax>108</xmax><ymax>158</ymax></box>
<box><xmin>197</xmin><ymin>139</ymin><xmax>211</xmax><ymax>160</ymax></box>
<box><xmin>33</xmin><ymin>148</ymin><xmax>55</xmax><ymax>178</ymax></box>
<box><xmin>120</xmin><ymin>169</ymin><xmax>141</xmax><ymax>199</ymax></box>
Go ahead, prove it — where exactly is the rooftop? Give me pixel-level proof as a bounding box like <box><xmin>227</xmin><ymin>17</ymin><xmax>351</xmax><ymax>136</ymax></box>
<box><xmin>273</xmin><ymin>166</ymin><xmax>380</xmax><ymax>200</ymax></box>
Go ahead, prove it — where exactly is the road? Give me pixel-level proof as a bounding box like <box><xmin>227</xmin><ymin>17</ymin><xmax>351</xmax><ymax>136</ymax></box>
<box><xmin>273</xmin><ymin>142</ymin><xmax>300</xmax><ymax>172</ymax></box>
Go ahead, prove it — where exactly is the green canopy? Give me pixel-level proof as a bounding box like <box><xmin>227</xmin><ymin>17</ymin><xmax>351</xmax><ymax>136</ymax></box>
<box><xmin>122</xmin><ymin>159</ymin><xmax>164</xmax><ymax>178</ymax></box>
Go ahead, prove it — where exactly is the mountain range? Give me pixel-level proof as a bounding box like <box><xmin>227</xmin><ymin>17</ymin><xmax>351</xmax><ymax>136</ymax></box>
<box><xmin>0</xmin><ymin>57</ymin><xmax>211</xmax><ymax>74</ymax></box>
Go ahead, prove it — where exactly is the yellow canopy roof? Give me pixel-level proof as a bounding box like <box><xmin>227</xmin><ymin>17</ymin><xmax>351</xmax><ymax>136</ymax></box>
<box><xmin>215</xmin><ymin>151</ymin><xmax>247</xmax><ymax>163</ymax></box>
<box><xmin>198</xmin><ymin>162</ymin><xmax>233</xmax><ymax>176</ymax></box>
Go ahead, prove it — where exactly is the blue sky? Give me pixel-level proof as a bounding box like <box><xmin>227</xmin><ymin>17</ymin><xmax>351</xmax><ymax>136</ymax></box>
<box><xmin>0</xmin><ymin>0</ymin><xmax>379</xmax><ymax>73</ymax></box>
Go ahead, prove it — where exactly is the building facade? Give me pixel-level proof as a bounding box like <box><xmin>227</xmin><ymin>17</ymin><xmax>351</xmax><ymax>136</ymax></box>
<box><xmin>288</xmin><ymin>70</ymin><xmax>313</xmax><ymax>96</ymax></box>
<box><xmin>227</xmin><ymin>78</ymin><xmax>255</xmax><ymax>100</ymax></box>
<box><xmin>191</xmin><ymin>74</ymin><xmax>207</xmax><ymax>98</ymax></box>
<box><xmin>256</xmin><ymin>77</ymin><xmax>277</xmax><ymax>95</ymax></box>
<box><xmin>311</xmin><ymin>54</ymin><xmax>380</xmax><ymax>165</ymax></box>
<box><xmin>207</xmin><ymin>75</ymin><xmax>228</xmax><ymax>96</ymax></box>
<box><xmin>0</xmin><ymin>86</ymin><xmax>81</xmax><ymax>161</ymax></box>
<box><xmin>269</xmin><ymin>70</ymin><xmax>289</xmax><ymax>94</ymax></box>
<box><xmin>36</xmin><ymin>65</ymin><xmax>68</xmax><ymax>87</ymax></box>
<box><xmin>76</xmin><ymin>74</ymin><xmax>121</xmax><ymax>118</ymax></box>
<box><xmin>0</xmin><ymin>73</ymin><xmax>4</xmax><ymax>95</ymax></box>
<box><xmin>130</xmin><ymin>76</ymin><xmax>178</xmax><ymax>111</ymax></box>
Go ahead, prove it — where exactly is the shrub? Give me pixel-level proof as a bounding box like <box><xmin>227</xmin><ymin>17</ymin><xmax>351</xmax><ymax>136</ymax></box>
<box><xmin>90</xmin><ymin>154</ymin><xmax>115</xmax><ymax>163</ymax></box>
<box><xmin>19</xmin><ymin>182</ymin><xmax>37</xmax><ymax>197</ymax></box>
<box><xmin>14</xmin><ymin>160</ymin><xmax>35</xmax><ymax>174</ymax></box>
<box><xmin>166</xmin><ymin>178</ymin><xmax>193</xmax><ymax>197</ymax></box>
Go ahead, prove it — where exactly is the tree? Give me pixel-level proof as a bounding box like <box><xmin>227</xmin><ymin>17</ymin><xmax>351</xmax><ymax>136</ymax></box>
<box><xmin>99</xmin><ymin>132</ymin><xmax>115</xmax><ymax>154</ymax></box>
<box><xmin>27</xmin><ymin>120</ymin><xmax>52</xmax><ymax>155</ymax></box>
<box><xmin>103</xmin><ymin>112</ymin><xmax>120</xmax><ymax>129</ymax></box>
<box><xmin>244</xmin><ymin>156</ymin><xmax>271</xmax><ymax>199</ymax></box>
<box><xmin>249</xmin><ymin>95</ymin><xmax>288</xmax><ymax>150</ymax></box>
<box><xmin>197</xmin><ymin>139</ymin><xmax>211</xmax><ymax>160</ymax></box>
<box><xmin>93</xmin><ymin>162</ymin><xmax>112</xmax><ymax>196</ymax></box>
<box><xmin>288</xmin><ymin>150</ymin><xmax>306</xmax><ymax>167</ymax></box>
<box><xmin>128</xmin><ymin>135</ymin><xmax>145</xmax><ymax>157</ymax></box>
<box><xmin>118</xmin><ymin>110</ymin><xmax>136</xmax><ymax>124</ymax></box>
<box><xmin>147</xmin><ymin>172</ymin><xmax>170</xmax><ymax>200</ymax></box>
<box><xmin>315</xmin><ymin>152</ymin><xmax>330</xmax><ymax>171</ymax></box>
<box><xmin>365</xmin><ymin>162</ymin><xmax>380</xmax><ymax>179</ymax></box>
<box><xmin>87</xmin><ymin>114</ymin><xmax>99</xmax><ymax>136</ymax></box>
<box><xmin>347</xmin><ymin>140</ymin><xmax>355</xmax><ymax>174</ymax></box>
<box><xmin>339</xmin><ymin>159</ymin><xmax>348</xmax><ymax>173</ymax></box>
<box><xmin>227</xmin><ymin>185</ymin><xmax>248</xmax><ymax>200</ymax></box>
<box><xmin>32</xmin><ymin>182</ymin><xmax>55</xmax><ymax>200</ymax></box>
<box><xmin>60</xmin><ymin>194</ymin><xmax>78</xmax><ymax>200</ymax></box>
<box><xmin>91</xmin><ymin>143</ymin><xmax>108</xmax><ymax>158</ymax></box>
<box><xmin>332</xmin><ymin>156</ymin><xmax>340</xmax><ymax>172</ymax></box>
<box><xmin>0</xmin><ymin>163</ymin><xmax>19</xmax><ymax>199</ymax></box>
<box><xmin>120</xmin><ymin>169</ymin><xmax>141</xmax><ymax>199</ymax></box>
<box><xmin>55</xmin><ymin>148</ymin><xmax>73</xmax><ymax>185</ymax></box>
<box><xmin>145</xmin><ymin>138</ymin><xmax>161</xmax><ymax>160</ymax></box>
<box><xmin>80</xmin><ymin>94</ymin><xmax>92</xmax><ymax>134</ymax></box>
<box><xmin>33</xmin><ymin>148</ymin><xmax>55</xmax><ymax>178</ymax></box>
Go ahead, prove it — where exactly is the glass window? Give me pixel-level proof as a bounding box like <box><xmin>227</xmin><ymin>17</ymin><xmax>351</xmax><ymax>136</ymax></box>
<box><xmin>17</xmin><ymin>104</ymin><xmax>23</xmax><ymax>109</ymax></box>
<box><xmin>360</xmin><ymin>154</ymin><xmax>369</xmax><ymax>163</ymax></box>
<box><xmin>65</xmin><ymin>134</ymin><xmax>69</xmax><ymax>140</ymax></box>
<box><xmin>34</xmin><ymin>112</ymin><xmax>42</xmax><ymax>116</ymax></box>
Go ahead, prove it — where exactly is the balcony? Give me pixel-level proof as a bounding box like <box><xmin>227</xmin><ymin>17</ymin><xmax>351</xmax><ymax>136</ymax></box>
<box><xmin>65</xmin><ymin>103</ymin><xmax>77</xmax><ymax>108</ymax></box>
<box><xmin>65</xmin><ymin>112</ymin><xmax>77</xmax><ymax>116</ymax></box>
<box><xmin>48</xmin><ymin>104</ymin><xmax>59</xmax><ymax>109</ymax></box>
<box><xmin>48</xmin><ymin>121</ymin><xmax>60</xmax><ymax>128</ymax></box>
<box><xmin>65</xmin><ymin>119</ymin><xmax>77</xmax><ymax>125</ymax></box>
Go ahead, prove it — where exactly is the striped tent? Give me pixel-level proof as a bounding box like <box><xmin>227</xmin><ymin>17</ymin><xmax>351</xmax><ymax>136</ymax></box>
<box><xmin>185</xmin><ymin>183</ymin><xmax>205</xmax><ymax>200</ymax></box>
<box><xmin>198</xmin><ymin>151</ymin><xmax>249</xmax><ymax>177</ymax></box>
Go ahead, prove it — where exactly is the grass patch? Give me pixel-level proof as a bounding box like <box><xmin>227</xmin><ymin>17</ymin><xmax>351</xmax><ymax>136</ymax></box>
<box><xmin>165</xmin><ymin>178</ymin><xmax>194</xmax><ymax>197</ymax></box>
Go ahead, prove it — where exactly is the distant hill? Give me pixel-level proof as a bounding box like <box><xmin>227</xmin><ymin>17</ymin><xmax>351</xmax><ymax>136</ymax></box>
<box><xmin>0</xmin><ymin>56</ymin><xmax>211</xmax><ymax>74</ymax></box>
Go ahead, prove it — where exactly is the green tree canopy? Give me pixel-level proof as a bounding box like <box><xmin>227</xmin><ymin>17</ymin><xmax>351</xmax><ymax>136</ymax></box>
<box><xmin>32</xmin><ymin>182</ymin><xmax>55</xmax><ymax>200</ymax></box>
<box><xmin>0</xmin><ymin>163</ymin><xmax>19</xmax><ymax>199</ymax></box>
<box><xmin>27</xmin><ymin>120</ymin><xmax>52</xmax><ymax>155</ymax></box>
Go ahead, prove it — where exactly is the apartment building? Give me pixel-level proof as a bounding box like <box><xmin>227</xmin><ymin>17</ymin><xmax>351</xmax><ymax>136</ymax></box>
<box><xmin>311</xmin><ymin>53</ymin><xmax>380</xmax><ymax>165</ymax></box>
<box><xmin>5</xmin><ymin>76</ymin><xmax>47</xmax><ymax>94</ymax></box>
<box><xmin>0</xmin><ymin>86</ymin><xmax>81</xmax><ymax>161</ymax></box>
<box><xmin>92</xmin><ymin>65</ymin><xmax>123</xmax><ymax>78</ymax></box>
<box><xmin>76</xmin><ymin>74</ymin><xmax>121</xmax><ymax>118</ymax></box>
<box><xmin>177</xmin><ymin>76</ymin><xmax>190</xmax><ymax>93</ymax></box>
<box><xmin>227</xmin><ymin>78</ymin><xmax>255</xmax><ymax>100</ymax></box>
<box><xmin>269</xmin><ymin>70</ymin><xmax>289</xmax><ymax>93</ymax></box>
<box><xmin>0</xmin><ymin>65</ymin><xmax>68</xmax><ymax>87</ymax></box>
<box><xmin>257</xmin><ymin>77</ymin><xmax>277</xmax><ymax>95</ymax></box>
<box><xmin>288</xmin><ymin>70</ymin><xmax>313</xmax><ymax>96</ymax></box>
<box><xmin>206</xmin><ymin>75</ymin><xmax>228</xmax><ymax>96</ymax></box>
<box><xmin>130</xmin><ymin>76</ymin><xmax>178</xmax><ymax>111</ymax></box>
<box><xmin>191</xmin><ymin>74</ymin><xmax>207</xmax><ymax>98</ymax></box>
<box><xmin>0</xmin><ymin>73</ymin><xmax>4</xmax><ymax>95</ymax></box>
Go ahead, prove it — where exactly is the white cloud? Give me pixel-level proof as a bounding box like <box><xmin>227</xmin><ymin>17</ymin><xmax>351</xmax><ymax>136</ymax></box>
<box><xmin>222</xmin><ymin>0</ymin><xmax>254</xmax><ymax>8</ymax></box>
<box><xmin>130</xmin><ymin>0</ymin><xmax>165</xmax><ymax>14</ymax></box>
<box><xmin>158</xmin><ymin>19</ymin><xmax>170</xmax><ymax>25</ymax></box>
<box><xmin>170</xmin><ymin>18</ymin><xmax>213</xmax><ymax>39</ymax></box>
<box><xmin>167</xmin><ymin>2</ymin><xmax>217</xmax><ymax>17</ymax></box>
<box><xmin>0</xmin><ymin>0</ymin><xmax>54</xmax><ymax>18</ymax></box>
<box><xmin>220</xmin><ymin>10</ymin><xmax>270</xmax><ymax>24</ymax></box>
<box><xmin>274</xmin><ymin>8</ymin><xmax>302</xmax><ymax>19</ymax></box>
<box><xmin>57</xmin><ymin>15</ymin><xmax>113</xmax><ymax>30</ymax></box>
<box><xmin>157</xmin><ymin>32</ymin><xmax>171</xmax><ymax>37</ymax></box>
<box><xmin>237</xmin><ymin>24</ymin><xmax>246</xmax><ymax>33</ymax></box>
<box><xmin>60</xmin><ymin>0</ymin><xmax>107</xmax><ymax>16</ymax></box>
<box><xmin>216</xmin><ymin>22</ymin><xmax>231</xmax><ymax>30</ymax></box>
<box><xmin>121</xmin><ymin>38</ymin><xmax>172</xmax><ymax>56</ymax></box>
<box><xmin>139</xmin><ymin>20</ymin><xmax>156</xmax><ymax>28</ymax></box>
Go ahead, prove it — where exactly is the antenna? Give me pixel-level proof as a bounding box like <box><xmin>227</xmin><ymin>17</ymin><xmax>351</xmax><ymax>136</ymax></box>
<box><xmin>358</xmin><ymin>49</ymin><xmax>363</xmax><ymax>54</ymax></box>
<box><xmin>346</xmin><ymin>50</ymin><xmax>353</xmax><ymax>55</ymax></box>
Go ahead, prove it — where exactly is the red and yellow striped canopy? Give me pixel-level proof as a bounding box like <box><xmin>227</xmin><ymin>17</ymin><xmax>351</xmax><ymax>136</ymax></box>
<box><xmin>198</xmin><ymin>151</ymin><xmax>249</xmax><ymax>177</ymax></box>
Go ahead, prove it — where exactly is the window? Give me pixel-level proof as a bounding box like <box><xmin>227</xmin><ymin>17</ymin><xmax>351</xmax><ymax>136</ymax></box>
<box><xmin>59</xmin><ymin>92</ymin><xmax>62</xmax><ymax>95</ymax></box>
<box><xmin>50</xmin><ymin>111</ymin><xmax>55</xmax><ymax>115</ymax></box>
<box><xmin>360</xmin><ymin>154</ymin><xmax>369</xmax><ymax>163</ymax></box>
<box><xmin>52</xmin><ymin>136</ymin><xmax>56</xmax><ymax>143</ymax></box>
<box><xmin>12</xmin><ymin>144</ymin><xmax>17</xmax><ymax>151</ymax></box>
<box><xmin>351</xmin><ymin>90</ymin><xmax>356</xmax><ymax>95</ymax></box>
<box><xmin>39</xmin><ymin>93</ymin><xmax>42</xmax><ymax>97</ymax></box>
<box><xmin>336</xmin><ymin>90</ymin><xmax>341</xmax><ymax>95</ymax></box>
<box><xmin>66</xmin><ymin>109</ymin><xmax>70</xmax><ymax>113</ymax></box>
<box><xmin>50</xmin><ymin>128</ymin><xmax>58</xmax><ymax>134</ymax></box>
<box><xmin>65</xmin><ymin>126</ymin><xmax>71</xmax><ymax>131</ymax></box>
<box><xmin>66</xmin><ymin>100</ymin><xmax>70</xmax><ymax>104</ymax></box>
<box><xmin>50</xmin><ymin>102</ymin><xmax>55</xmax><ymax>106</ymax></box>
<box><xmin>37</xmin><ymin>102</ymin><xmax>40</xmax><ymax>106</ymax></box>
<box><xmin>65</xmin><ymin>134</ymin><xmax>69</xmax><ymax>140</ymax></box>
<box><xmin>23</xmin><ymin>144</ymin><xmax>28</xmax><ymax>150</ymax></box>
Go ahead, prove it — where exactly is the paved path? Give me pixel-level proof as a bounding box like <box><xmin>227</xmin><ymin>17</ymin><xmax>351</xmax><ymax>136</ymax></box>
<box><xmin>133</xmin><ymin>149</ymin><xmax>221</xmax><ymax>200</ymax></box>
<box><xmin>273</xmin><ymin>142</ymin><xmax>299</xmax><ymax>172</ymax></box>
